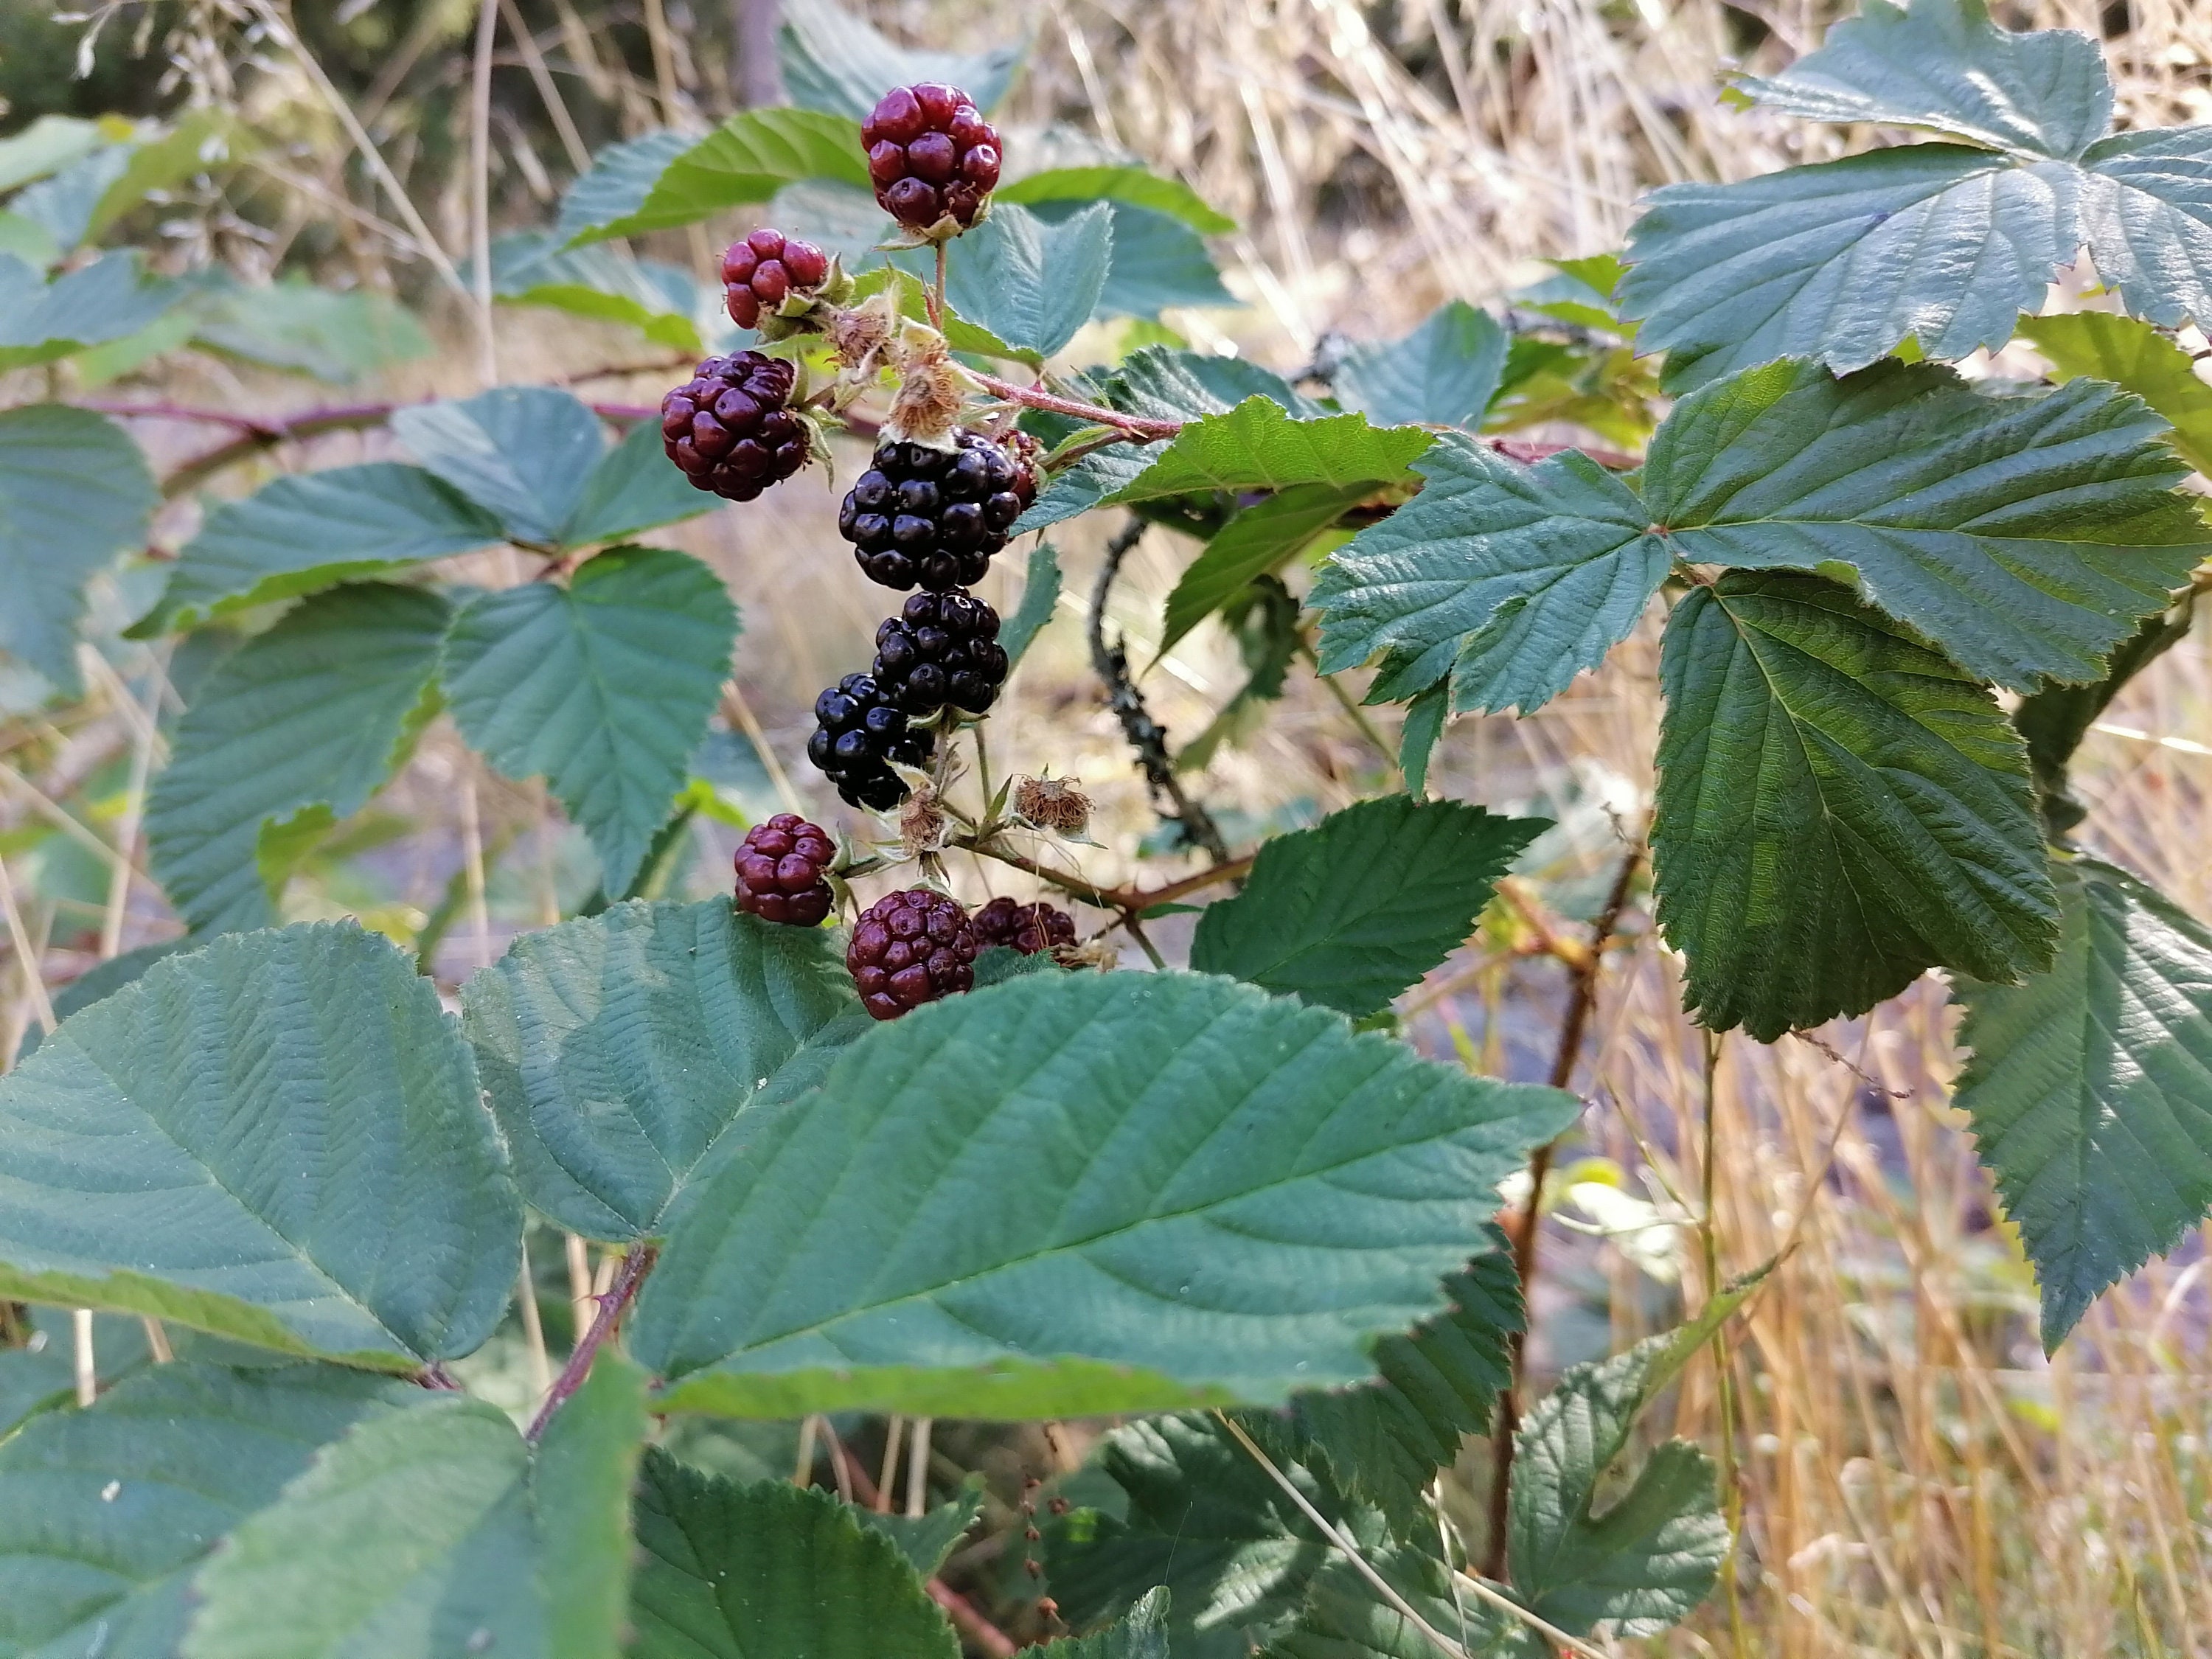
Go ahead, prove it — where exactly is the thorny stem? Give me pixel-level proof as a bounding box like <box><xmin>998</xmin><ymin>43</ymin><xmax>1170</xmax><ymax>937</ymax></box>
<box><xmin>525</xmin><ymin>1243</ymin><xmax>655</xmax><ymax>1443</ymax></box>
<box><xmin>1088</xmin><ymin>516</ymin><xmax>1233</xmax><ymax>863</ymax></box>
<box><xmin>949</xmin><ymin>832</ymin><xmax>1254</xmax><ymax>914</ymax></box>
<box><xmin>1482</xmin><ymin>841</ymin><xmax>1644</xmax><ymax>1583</ymax></box>
<box><xmin>972</xmin><ymin>372</ymin><xmax>1182</xmax><ymax>440</ymax></box>
<box><xmin>1703</xmin><ymin>1030</ymin><xmax>1753</xmax><ymax>1659</ymax></box>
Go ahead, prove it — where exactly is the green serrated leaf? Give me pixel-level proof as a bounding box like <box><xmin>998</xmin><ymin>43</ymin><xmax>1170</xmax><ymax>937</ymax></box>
<box><xmin>779</xmin><ymin>0</ymin><xmax>1026</xmax><ymax>120</ymax></box>
<box><xmin>146</xmin><ymin>583</ymin><xmax>449</xmax><ymax>935</ymax></box>
<box><xmin>2020</xmin><ymin>310</ymin><xmax>2212</xmax><ymax>475</ymax></box>
<box><xmin>0</xmin><ymin>1362</ymin><xmax>426</xmax><ymax>1659</ymax></box>
<box><xmin>1510</xmin><ymin>254</ymin><xmax>1627</xmax><ymax>332</ymax></box>
<box><xmin>191</xmin><ymin>276</ymin><xmax>434</xmax><ymax>384</ymax></box>
<box><xmin>1311</xmin><ymin>433</ymin><xmax>1663</xmax><ymax>713</ymax></box>
<box><xmin>629</xmin><ymin>1455</ymin><xmax>961</xmax><ymax>1659</ymax></box>
<box><xmin>938</xmin><ymin>201</ymin><xmax>1112</xmax><ymax>358</ymax></box>
<box><xmin>1266</xmin><ymin>1543</ymin><xmax>1514</xmax><ymax>1659</ymax></box>
<box><xmin>1955</xmin><ymin>856</ymin><xmax>2212</xmax><ymax>1351</ymax></box>
<box><xmin>1001</xmin><ymin>540</ymin><xmax>1062</xmax><ymax>666</ymax></box>
<box><xmin>490</xmin><ymin>231</ymin><xmax>704</xmax><ymax>354</ymax></box>
<box><xmin>1054</xmin><ymin>1587</ymin><xmax>1175</xmax><ymax>1659</ymax></box>
<box><xmin>556</xmin><ymin>130</ymin><xmax>696</xmax><ymax>246</ymax></box>
<box><xmin>392</xmin><ymin>386</ymin><xmax>608</xmax><ymax>546</ymax></box>
<box><xmin>1192</xmin><ymin>798</ymin><xmax>1547</xmax><ymax>1017</ymax></box>
<box><xmin>1653</xmin><ymin>572</ymin><xmax>2058</xmax><ymax>1041</ymax></box>
<box><xmin>1163</xmin><ymin>481</ymin><xmax>1375</xmax><ymax>660</ymax></box>
<box><xmin>563</xmin><ymin>415</ymin><xmax>719</xmax><ymax>547</ymax></box>
<box><xmin>442</xmin><ymin>548</ymin><xmax>737</xmax><ymax>896</ymax></box>
<box><xmin>0</xmin><ymin>251</ymin><xmax>179</xmax><ymax>370</ymax></box>
<box><xmin>2016</xmin><ymin>604</ymin><xmax>2196</xmax><ymax>837</ymax></box>
<box><xmin>1001</xmin><ymin>164</ymin><xmax>1235</xmax><ymax>233</ymax></box>
<box><xmin>0</xmin><ymin>1306</ymin><xmax>153</xmax><ymax>1437</ymax></box>
<box><xmin>461</xmin><ymin>899</ymin><xmax>869</xmax><ymax>1243</ymax></box>
<box><xmin>571</xmin><ymin>109</ymin><xmax>870</xmax><ymax>246</ymax></box>
<box><xmin>0</xmin><ymin>922</ymin><xmax>521</xmax><ymax>1366</ymax></box>
<box><xmin>856</xmin><ymin>1489</ymin><xmax>983</xmax><ymax>1577</ymax></box>
<box><xmin>1106</xmin><ymin>400</ymin><xmax>1429</xmax><ymax>507</ymax></box>
<box><xmin>0</xmin><ymin>403</ymin><xmax>156</xmax><ymax>692</ymax></box>
<box><xmin>1335</xmin><ymin>302</ymin><xmax>1508</xmax><ymax>430</ymax></box>
<box><xmin>632</xmin><ymin>970</ymin><xmax>1577</xmax><ymax>1419</ymax></box>
<box><xmin>1080</xmin><ymin>201</ymin><xmax>1235</xmax><ymax>320</ymax></box>
<box><xmin>1398</xmin><ymin>685</ymin><xmax>1447</xmax><ymax>798</ymax></box>
<box><xmin>135</xmin><ymin>463</ymin><xmax>501</xmax><ymax>636</ymax></box>
<box><xmin>1641</xmin><ymin>358</ymin><xmax>2210</xmax><ymax>692</ymax></box>
<box><xmin>184</xmin><ymin>1355</ymin><xmax>646</xmax><ymax>1659</ymax></box>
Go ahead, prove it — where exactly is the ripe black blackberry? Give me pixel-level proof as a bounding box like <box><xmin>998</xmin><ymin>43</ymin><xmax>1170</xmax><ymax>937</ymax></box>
<box><xmin>838</xmin><ymin>429</ymin><xmax>1039</xmax><ymax>591</ymax></box>
<box><xmin>872</xmin><ymin>591</ymin><xmax>1008</xmax><ymax>717</ymax></box>
<box><xmin>807</xmin><ymin>672</ymin><xmax>934</xmax><ymax>811</ymax></box>
<box><xmin>847</xmin><ymin>888</ymin><xmax>979</xmax><ymax>1020</ymax></box>
<box><xmin>973</xmin><ymin>896</ymin><xmax>1077</xmax><ymax>956</ymax></box>
<box><xmin>862</xmin><ymin>83</ymin><xmax>1001</xmax><ymax>232</ymax></box>
<box><xmin>722</xmin><ymin>229</ymin><xmax>830</xmax><ymax>330</ymax></box>
<box><xmin>661</xmin><ymin>352</ymin><xmax>807</xmax><ymax>501</ymax></box>
<box><xmin>733</xmin><ymin>814</ymin><xmax>835</xmax><ymax>925</ymax></box>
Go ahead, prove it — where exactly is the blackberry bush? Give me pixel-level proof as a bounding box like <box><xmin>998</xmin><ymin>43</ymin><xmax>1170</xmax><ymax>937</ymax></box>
<box><xmin>846</xmin><ymin>886</ymin><xmax>978</xmax><ymax>1018</ymax></box>
<box><xmin>862</xmin><ymin>82</ymin><xmax>1001</xmax><ymax>231</ymax></box>
<box><xmin>838</xmin><ymin>428</ymin><xmax>1037</xmax><ymax>591</ymax></box>
<box><xmin>872</xmin><ymin>590</ymin><xmax>1007</xmax><ymax>716</ymax></box>
<box><xmin>731</xmin><ymin>813</ymin><xmax>835</xmax><ymax>925</ymax></box>
<box><xmin>659</xmin><ymin>350</ymin><xmax>807</xmax><ymax>501</ymax></box>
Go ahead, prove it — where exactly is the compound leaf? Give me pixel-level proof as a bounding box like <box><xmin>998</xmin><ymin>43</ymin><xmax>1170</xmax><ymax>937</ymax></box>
<box><xmin>146</xmin><ymin>583</ymin><xmax>448</xmax><ymax>936</ymax></box>
<box><xmin>1653</xmin><ymin>572</ymin><xmax>2056</xmax><ymax>1041</ymax></box>
<box><xmin>1641</xmin><ymin>358</ymin><xmax>2210</xmax><ymax>692</ymax></box>
<box><xmin>1192</xmin><ymin>798</ymin><xmax>1547</xmax><ymax>1017</ymax></box>
<box><xmin>1334</xmin><ymin>302</ymin><xmax>1508</xmax><ymax>431</ymax></box>
<box><xmin>944</xmin><ymin>200</ymin><xmax>1112</xmax><ymax>358</ymax></box>
<box><xmin>1955</xmin><ymin>856</ymin><xmax>2212</xmax><ymax>1351</ymax></box>
<box><xmin>629</xmin><ymin>1455</ymin><xmax>960</xmax><ymax>1659</ymax></box>
<box><xmin>1310</xmin><ymin>433</ymin><xmax>1664</xmax><ymax>712</ymax></box>
<box><xmin>0</xmin><ymin>403</ymin><xmax>156</xmax><ymax>692</ymax></box>
<box><xmin>136</xmin><ymin>463</ymin><xmax>501</xmax><ymax>636</ymax></box>
<box><xmin>565</xmin><ymin>109</ymin><xmax>869</xmax><ymax>245</ymax></box>
<box><xmin>460</xmin><ymin>899</ymin><xmax>869</xmax><ymax>1243</ymax></box>
<box><xmin>2019</xmin><ymin>310</ymin><xmax>2212</xmax><ymax>475</ymax></box>
<box><xmin>779</xmin><ymin>0</ymin><xmax>1025</xmax><ymax>120</ymax></box>
<box><xmin>184</xmin><ymin>1355</ymin><xmax>647</xmax><ymax>1659</ymax></box>
<box><xmin>0</xmin><ymin>922</ymin><xmax>521</xmax><ymax>1366</ymax></box>
<box><xmin>632</xmin><ymin>970</ymin><xmax>1577</xmax><ymax>1419</ymax></box>
<box><xmin>0</xmin><ymin>1362</ymin><xmax>425</xmax><ymax>1659</ymax></box>
<box><xmin>442</xmin><ymin>547</ymin><xmax>737</xmax><ymax>897</ymax></box>
<box><xmin>392</xmin><ymin>386</ymin><xmax>607</xmax><ymax>546</ymax></box>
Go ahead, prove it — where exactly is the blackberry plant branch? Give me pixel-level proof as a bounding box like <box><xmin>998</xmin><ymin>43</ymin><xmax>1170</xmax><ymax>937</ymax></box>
<box><xmin>947</xmin><ymin>831</ymin><xmax>1255</xmax><ymax>912</ymax></box>
<box><xmin>524</xmin><ymin>1242</ymin><xmax>654</xmax><ymax>1443</ymax></box>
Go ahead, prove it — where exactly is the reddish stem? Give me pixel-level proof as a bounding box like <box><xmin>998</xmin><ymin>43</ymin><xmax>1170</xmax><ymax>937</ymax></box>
<box><xmin>525</xmin><ymin>1243</ymin><xmax>655</xmax><ymax>1443</ymax></box>
<box><xmin>970</xmin><ymin>372</ymin><xmax>1181</xmax><ymax>441</ymax></box>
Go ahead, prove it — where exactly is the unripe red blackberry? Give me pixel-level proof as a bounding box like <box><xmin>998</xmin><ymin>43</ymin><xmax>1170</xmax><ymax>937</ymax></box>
<box><xmin>733</xmin><ymin>813</ymin><xmax>835</xmax><ymax>925</ymax></box>
<box><xmin>838</xmin><ymin>429</ymin><xmax>1040</xmax><ymax>591</ymax></box>
<box><xmin>846</xmin><ymin>887</ymin><xmax>979</xmax><ymax>1020</ymax></box>
<box><xmin>862</xmin><ymin>83</ymin><xmax>1001</xmax><ymax>232</ymax></box>
<box><xmin>872</xmin><ymin>591</ymin><xmax>1008</xmax><ymax>717</ymax></box>
<box><xmin>721</xmin><ymin>229</ymin><xmax>831</xmax><ymax>330</ymax></box>
<box><xmin>807</xmin><ymin>672</ymin><xmax>935</xmax><ymax>811</ymax></box>
<box><xmin>661</xmin><ymin>351</ymin><xmax>807</xmax><ymax>501</ymax></box>
<box><xmin>973</xmin><ymin>896</ymin><xmax>1077</xmax><ymax>956</ymax></box>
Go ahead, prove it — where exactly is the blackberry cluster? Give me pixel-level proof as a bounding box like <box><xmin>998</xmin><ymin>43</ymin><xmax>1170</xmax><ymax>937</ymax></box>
<box><xmin>721</xmin><ymin>229</ymin><xmax>830</xmax><ymax>330</ymax></box>
<box><xmin>732</xmin><ymin>815</ymin><xmax>835</xmax><ymax>926</ymax></box>
<box><xmin>973</xmin><ymin>896</ymin><xmax>1076</xmax><ymax>956</ymax></box>
<box><xmin>661</xmin><ymin>352</ymin><xmax>807</xmax><ymax>501</ymax></box>
<box><xmin>847</xmin><ymin>888</ymin><xmax>979</xmax><ymax>1020</ymax></box>
<box><xmin>838</xmin><ymin>429</ymin><xmax>1038</xmax><ymax>591</ymax></box>
<box><xmin>808</xmin><ymin>672</ymin><xmax>935</xmax><ymax>811</ymax></box>
<box><xmin>863</xmin><ymin>83</ymin><xmax>1001</xmax><ymax>231</ymax></box>
<box><xmin>873</xmin><ymin>591</ymin><xmax>1008</xmax><ymax>717</ymax></box>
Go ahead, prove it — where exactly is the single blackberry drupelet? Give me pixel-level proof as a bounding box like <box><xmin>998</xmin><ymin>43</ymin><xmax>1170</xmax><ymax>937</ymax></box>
<box><xmin>847</xmin><ymin>887</ymin><xmax>980</xmax><ymax>1020</ymax></box>
<box><xmin>807</xmin><ymin>672</ymin><xmax>935</xmax><ymax>811</ymax></box>
<box><xmin>661</xmin><ymin>351</ymin><xmax>807</xmax><ymax>501</ymax></box>
<box><xmin>722</xmin><ymin>229</ymin><xmax>830</xmax><ymax>330</ymax></box>
<box><xmin>872</xmin><ymin>591</ymin><xmax>1008</xmax><ymax>717</ymax></box>
<box><xmin>838</xmin><ymin>429</ymin><xmax>1038</xmax><ymax>591</ymax></box>
<box><xmin>973</xmin><ymin>896</ymin><xmax>1077</xmax><ymax>956</ymax></box>
<box><xmin>732</xmin><ymin>814</ymin><xmax>835</xmax><ymax>925</ymax></box>
<box><xmin>862</xmin><ymin>83</ymin><xmax>1001</xmax><ymax>231</ymax></box>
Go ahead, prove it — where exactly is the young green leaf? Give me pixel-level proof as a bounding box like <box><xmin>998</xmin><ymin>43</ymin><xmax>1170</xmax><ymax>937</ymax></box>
<box><xmin>146</xmin><ymin>583</ymin><xmax>448</xmax><ymax>936</ymax></box>
<box><xmin>855</xmin><ymin>1488</ymin><xmax>984</xmax><ymax>1577</ymax></box>
<box><xmin>461</xmin><ymin>899</ymin><xmax>869</xmax><ymax>1243</ymax></box>
<box><xmin>563</xmin><ymin>108</ymin><xmax>869</xmax><ymax>246</ymax></box>
<box><xmin>1641</xmin><ymin>358</ymin><xmax>2210</xmax><ymax>692</ymax></box>
<box><xmin>133</xmin><ymin>462</ymin><xmax>501</xmax><ymax>636</ymax></box>
<box><xmin>555</xmin><ymin>129</ymin><xmax>697</xmax><ymax>246</ymax></box>
<box><xmin>1954</xmin><ymin>857</ymin><xmax>2212</xmax><ymax>1352</ymax></box>
<box><xmin>1334</xmin><ymin>302</ymin><xmax>1509</xmax><ymax>431</ymax></box>
<box><xmin>941</xmin><ymin>200</ymin><xmax>1113</xmax><ymax>358</ymax></box>
<box><xmin>1000</xmin><ymin>164</ymin><xmax>1236</xmax><ymax>232</ymax></box>
<box><xmin>442</xmin><ymin>548</ymin><xmax>737</xmax><ymax>897</ymax></box>
<box><xmin>1052</xmin><ymin>1587</ymin><xmax>1174</xmax><ymax>1658</ymax></box>
<box><xmin>1191</xmin><ymin>797</ymin><xmax>1546</xmax><ymax>1017</ymax></box>
<box><xmin>562</xmin><ymin>414</ymin><xmax>720</xmax><ymax>547</ymax></box>
<box><xmin>0</xmin><ymin>922</ymin><xmax>521</xmax><ymax>1366</ymax></box>
<box><xmin>631</xmin><ymin>970</ymin><xmax>1578</xmax><ymax>1419</ymax></box>
<box><xmin>2019</xmin><ymin>310</ymin><xmax>2212</xmax><ymax>475</ymax></box>
<box><xmin>184</xmin><ymin>1355</ymin><xmax>647</xmax><ymax>1659</ymax></box>
<box><xmin>1310</xmin><ymin>433</ymin><xmax>1664</xmax><ymax>712</ymax></box>
<box><xmin>1103</xmin><ymin>400</ymin><xmax>1430</xmax><ymax>507</ymax></box>
<box><xmin>0</xmin><ymin>1363</ymin><xmax>425</xmax><ymax>1659</ymax></box>
<box><xmin>1397</xmin><ymin>684</ymin><xmax>1447</xmax><ymax>798</ymax></box>
<box><xmin>999</xmin><ymin>540</ymin><xmax>1062</xmax><ymax>667</ymax></box>
<box><xmin>629</xmin><ymin>1455</ymin><xmax>961</xmax><ymax>1659</ymax></box>
<box><xmin>0</xmin><ymin>250</ymin><xmax>179</xmax><ymax>370</ymax></box>
<box><xmin>0</xmin><ymin>403</ymin><xmax>157</xmax><ymax>692</ymax></box>
<box><xmin>779</xmin><ymin>0</ymin><xmax>1026</xmax><ymax>119</ymax></box>
<box><xmin>392</xmin><ymin>386</ymin><xmax>607</xmax><ymax>546</ymax></box>
<box><xmin>1653</xmin><ymin>572</ymin><xmax>2057</xmax><ymax>1041</ymax></box>
<box><xmin>1161</xmin><ymin>480</ymin><xmax>1375</xmax><ymax>660</ymax></box>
